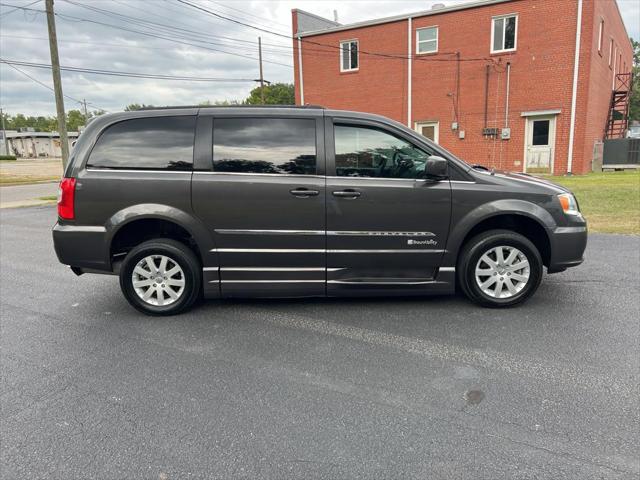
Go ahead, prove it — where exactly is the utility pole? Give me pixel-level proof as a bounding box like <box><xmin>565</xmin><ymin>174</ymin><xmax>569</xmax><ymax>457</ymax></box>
<box><xmin>258</xmin><ymin>36</ymin><xmax>265</xmax><ymax>104</ymax></box>
<box><xmin>82</xmin><ymin>98</ymin><xmax>88</xmax><ymax>122</ymax></box>
<box><xmin>45</xmin><ymin>0</ymin><xmax>69</xmax><ymax>167</ymax></box>
<box><xmin>1</xmin><ymin>108</ymin><xmax>9</xmax><ymax>156</ymax></box>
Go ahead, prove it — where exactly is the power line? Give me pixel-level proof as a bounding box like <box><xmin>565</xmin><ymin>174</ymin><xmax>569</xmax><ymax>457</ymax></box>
<box><xmin>1</xmin><ymin>58</ymin><xmax>266</xmax><ymax>82</ymax></box>
<box><xmin>1</xmin><ymin>60</ymin><xmax>105</xmax><ymax>110</ymax></box>
<box><xmin>108</xmin><ymin>0</ymin><xmax>289</xmax><ymax>49</ymax></box>
<box><xmin>0</xmin><ymin>33</ymin><xmax>190</xmax><ymax>50</ymax></box>
<box><xmin>175</xmin><ymin>0</ymin><xmax>495</xmax><ymax>64</ymax></box>
<box><xmin>2</xmin><ymin>1</ymin><xmax>493</xmax><ymax>65</ymax></box>
<box><xmin>0</xmin><ymin>0</ymin><xmax>39</xmax><ymax>17</ymax></box>
<box><xmin>0</xmin><ymin>33</ymin><xmax>303</xmax><ymax>58</ymax></box>
<box><xmin>0</xmin><ymin>2</ymin><xmax>294</xmax><ymax>68</ymax></box>
<box><xmin>60</xmin><ymin>0</ymin><xmax>296</xmax><ymax>65</ymax></box>
<box><xmin>59</xmin><ymin>0</ymin><xmax>298</xmax><ymax>57</ymax></box>
<box><xmin>203</xmin><ymin>0</ymin><xmax>290</xmax><ymax>34</ymax></box>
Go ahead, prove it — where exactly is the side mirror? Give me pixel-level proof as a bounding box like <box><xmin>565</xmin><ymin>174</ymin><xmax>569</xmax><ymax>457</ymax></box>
<box><xmin>424</xmin><ymin>155</ymin><xmax>448</xmax><ymax>179</ymax></box>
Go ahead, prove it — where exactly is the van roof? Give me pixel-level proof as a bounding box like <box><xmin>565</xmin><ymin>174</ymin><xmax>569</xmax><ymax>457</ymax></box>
<box><xmin>140</xmin><ymin>105</ymin><xmax>325</xmax><ymax>111</ymax></box>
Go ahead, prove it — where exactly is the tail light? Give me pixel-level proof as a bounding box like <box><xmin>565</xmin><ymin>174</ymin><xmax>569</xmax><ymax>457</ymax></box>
<box><xmin>58</xmin><ymin>177</ymin><xmax>76</xmax><ymax>219</ymax></box>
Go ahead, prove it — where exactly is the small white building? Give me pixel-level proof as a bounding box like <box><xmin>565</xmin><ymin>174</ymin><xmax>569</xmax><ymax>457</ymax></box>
<box><xmin>2</xmin><ymin>130</ymin><xmax>79</xmax><ymax>158</ymax></box>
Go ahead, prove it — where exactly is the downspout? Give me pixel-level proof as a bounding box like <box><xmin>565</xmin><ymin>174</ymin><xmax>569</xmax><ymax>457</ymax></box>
<box><xmin>297</xmin><ymin>36</ymin><xmax>305</xmax><ymax>105</ymax></box>
<box><xmin>483</xmin><ymin>64</ymin><xmax>490</xmax><ymax>129</ymax></box>
<box><xmin>504</xmin><ymin>62</ymin><xmax>511</xmax><ymax>129</ymax></box>
<box><xmin>567</xmin><ymin>0</ymin><xmax>583</xmax><ymax>175</ymax></box>
<box><xmin>407</xmin><ymin>16</ymin><xmax>412</xmax><ymax>128</ymax></box>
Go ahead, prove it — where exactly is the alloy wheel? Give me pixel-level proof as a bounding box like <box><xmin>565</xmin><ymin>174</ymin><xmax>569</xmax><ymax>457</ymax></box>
<box><xmin>474</xmin><ymin>245</ymin><xmax>530</xmax><ymax>299</ymax></box>
<box><xmin>131</xmin><ymin>255</ymin><xmax>186</xmax><ymax>306</ymax></box>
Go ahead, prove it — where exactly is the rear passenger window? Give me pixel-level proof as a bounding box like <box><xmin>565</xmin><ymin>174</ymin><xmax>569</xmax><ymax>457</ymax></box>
<box><xmin>213</xmin><ymin>118</ymin><xmax>316</xmax><ymax>175</ymax></box>
<box><xmin>87</xmin><ymin>116</ymin><xmax>195</xmax><ymax>170</ymax></box>
<box><xmin>335</xmin><ymin>125</ymin><xmax>431</xmax><ymax>179</ymax></box>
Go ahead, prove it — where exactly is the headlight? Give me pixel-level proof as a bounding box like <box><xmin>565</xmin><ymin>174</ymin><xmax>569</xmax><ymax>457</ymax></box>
<box><xmin>558</xmin><ymin>193</ymin><xmax>580</xmax><ymax>216</ymax></box>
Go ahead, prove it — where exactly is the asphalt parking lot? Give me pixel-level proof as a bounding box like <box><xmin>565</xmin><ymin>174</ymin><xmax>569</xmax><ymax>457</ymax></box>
<box><xmin>1</xmin><ymin>206</ymin><xmax>639</xmax><ymax>479</ymax></box>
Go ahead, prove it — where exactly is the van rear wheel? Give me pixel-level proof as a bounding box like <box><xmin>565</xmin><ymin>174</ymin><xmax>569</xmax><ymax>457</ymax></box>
<box><xmin>458</xmin><ymin>229</ymin><xmax>543</xmax><ymax>307</ymax></box>
<box><xmin>119</xmin><ymin>238</ymin><xmax>201</xmax><ymax>316</ymax></box>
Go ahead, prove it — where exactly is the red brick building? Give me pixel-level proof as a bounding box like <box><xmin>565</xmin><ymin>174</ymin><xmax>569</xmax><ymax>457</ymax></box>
<box><xmin>292</xmin><ymin>0</ymin><xmax>633</xmax><ymax>174</ymax></box>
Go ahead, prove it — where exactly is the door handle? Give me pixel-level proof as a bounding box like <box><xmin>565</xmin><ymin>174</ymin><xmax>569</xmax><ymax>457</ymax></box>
<box><xmin>289</xmin><ymin>188</ymin><xmax>319</xmax><ymax>197</ymax></box>
<box><xmin>332</xmin><ymin>189</ymin><xmax>361</xmax><ymax>198</ymax></box>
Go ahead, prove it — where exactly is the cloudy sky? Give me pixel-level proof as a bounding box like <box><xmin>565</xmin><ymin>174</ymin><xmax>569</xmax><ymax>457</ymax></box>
<box><xmin>1</xmin><ymin>0</ymin><xmax>638</xmax><ymax>116</ymax></box>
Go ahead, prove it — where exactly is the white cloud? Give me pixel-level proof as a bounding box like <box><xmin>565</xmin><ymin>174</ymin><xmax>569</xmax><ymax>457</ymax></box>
<box><xmin>0</xmin><ymin>0</ymin><xmax>638</xmax><ymax>116</ymax></box>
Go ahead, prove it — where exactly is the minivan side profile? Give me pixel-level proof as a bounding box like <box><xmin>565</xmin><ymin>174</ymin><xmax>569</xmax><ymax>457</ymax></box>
<box><xmin>53</xmin><ymin>106</ymin><xmax>587</xmax><ymax>315</ymax></box>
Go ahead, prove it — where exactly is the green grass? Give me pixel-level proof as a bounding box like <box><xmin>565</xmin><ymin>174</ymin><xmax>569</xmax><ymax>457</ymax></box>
<box><xmin>38</xmin><ymin>195</ymin><xmax>57</xmax><ymax>201</ymax></box>
<box><xmin>0</xmin><ymin>175</ymin><xmax>60</xmax><ymax>186</ymax></box>
<box><xmin>550</xmin><ymin>171</ymin><xmax>640</xmax><ymax>235</ymax></box>
<box><xmin>0</xmin><ymin>155</ymin><xmax>17</xmax><ymax>161</ymax></box>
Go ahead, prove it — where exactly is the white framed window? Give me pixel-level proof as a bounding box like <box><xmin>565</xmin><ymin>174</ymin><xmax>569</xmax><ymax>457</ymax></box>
<box><xmin>491</xmin><ymin>14</ymin><xmax>517</xmax><ymax>53</ymax></box>
<box><xmin>597</xmin><ymin>18</ymin><xmax>604</xmax><ymax>53</ymax></box>
<box><xmin>416</xmin><ymin>26</ymin><xmax>438</xmax><ymax>54</ymax></box>
<box><xmin>618</xmin><ymin>52</ymin><xmax>622</xmax><ymax>71</ymax></box>
<box><xmin>415</xmin><ymin>121</ymin><xmax>439</xmax><ymax>144</ymax></box>
<box><xmin>340</xmin><ymin>39</ymin><xmax>359</xmax><ymax>72</ymax></box>
<box><xmin>608</xmin><ymin>38</ymin><xmax>614</xmax><ymax>67</ymax></box>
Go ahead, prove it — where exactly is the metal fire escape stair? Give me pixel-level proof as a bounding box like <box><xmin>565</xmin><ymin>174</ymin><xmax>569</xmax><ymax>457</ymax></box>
<box><xmin>604</xmin><ymin>72</ymin><xmax>633</xmax><ymax>139</ymax></box>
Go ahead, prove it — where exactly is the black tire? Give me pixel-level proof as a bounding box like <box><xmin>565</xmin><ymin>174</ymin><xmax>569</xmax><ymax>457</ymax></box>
<box><xmin>119</xmin><ymin>238</ymin><xmax>201</xmax><ymax>316</ymax></box>
<box><xmin>457</xmin><ymin>229</ymin><xmax>543</xmax><ymax>307</ymax></box>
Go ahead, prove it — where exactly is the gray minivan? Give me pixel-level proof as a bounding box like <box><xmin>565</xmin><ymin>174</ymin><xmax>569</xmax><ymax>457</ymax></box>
<box><xmin>53</xmin><ymin>106</ymin><xmax>587</xmax><ymax>315</ymax></box>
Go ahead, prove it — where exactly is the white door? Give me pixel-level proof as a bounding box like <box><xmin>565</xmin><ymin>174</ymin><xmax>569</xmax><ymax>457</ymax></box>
<box><xmin>525</xmin><ymin>116</ymin><xmax>555</xmax><ymax>173</ymax></box>
<box><xmin>415</xmin><ymin>121</ymin><xmax>439</xmax><ymax>144</ymax></box>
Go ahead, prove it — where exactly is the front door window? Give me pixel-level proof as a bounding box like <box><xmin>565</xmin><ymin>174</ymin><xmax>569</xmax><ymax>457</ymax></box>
<box><xmin>531</xmin><ymin>120</ymin><xmax>550</xmax><ymax>146</ymax></box>
<box><xmin>335</xmin><ymin>125</ymin><xmax>431</xmax><ymax>179</ymax></box>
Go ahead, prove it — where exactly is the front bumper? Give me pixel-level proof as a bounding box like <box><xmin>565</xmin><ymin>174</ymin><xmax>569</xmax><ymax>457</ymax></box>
<box><xmin>547</xmin><ymin>224</ymin><xmax>588</xmax><ymax>273</ymax></box>
<box><xmin>52</xmin><ymin>222</ymin><xmax>111</xmax><ymax>272</ymax></box>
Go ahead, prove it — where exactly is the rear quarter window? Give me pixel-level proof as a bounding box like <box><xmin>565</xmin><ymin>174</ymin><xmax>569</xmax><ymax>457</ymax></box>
<box><xmin>87</xmin><ymin>116</ymin><xmax>196</xmax><ymax>170</ymax></box>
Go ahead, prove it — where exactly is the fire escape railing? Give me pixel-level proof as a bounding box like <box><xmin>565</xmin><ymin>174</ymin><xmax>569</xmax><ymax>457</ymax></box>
<box><xmin>604</xmin><ymin>72</ymin><xmax>633</xmax><ymax>139</ymax></box>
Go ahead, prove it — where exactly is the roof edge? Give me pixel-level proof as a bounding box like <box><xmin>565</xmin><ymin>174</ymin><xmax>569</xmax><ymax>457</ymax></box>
<box><xmin>297</xmin><ymin>0</ymin><xmax>514</xmax><ymax>38</ymax></box>
<box><xmin>292</xmin><ymin>8</ymin><xmax>341</xmax><ymax>27</ymax></box>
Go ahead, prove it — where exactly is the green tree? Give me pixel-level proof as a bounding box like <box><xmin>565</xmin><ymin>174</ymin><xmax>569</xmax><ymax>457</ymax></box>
<box><xmin>10</xmin><ymin>113</ymin><xmax>28</xmax><ymax>129</ymax></box>
<box><xmin>1</xmin><ymin>110</ymin><xmax>93</xmax><ymax>132</ymax></box>
<box><xmin>244</xmin><ymin>83</ymin><xmax>295</xmax><ymax>105</ymax></box>
<box><xmin>629</xmin><ymin>38</ymin><xmax>640</xmax><ymax>122</ymax></box>
<box><xmin>124</xmin><ymin>103</ymin><xmax>154</xmax><ymax>111</ymax></box>
<box><xmin>35</xmin><ymin>116</ymin><xmax>56</xmax><ymax>131</ymax></box>
<box><xmin>199</xmin><ymin>99</ymin><xmax>243</xmax><ymax>106</ymax></box>
<box><xmin>66</xmin><ymin>109</ymin><xmax>85</xmax><ymax>131</ymax></box>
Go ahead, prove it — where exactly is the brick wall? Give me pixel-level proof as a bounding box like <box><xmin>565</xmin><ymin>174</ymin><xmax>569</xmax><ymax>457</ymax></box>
<box><xmin>576</xmin><ymin>0</ymin><xmax>634</xmax><ymax>173</ymax></box>
<box><xmin>293</xmin><ymin>0</ymin><xmax>633</xmax><ymax>174</ymax></box>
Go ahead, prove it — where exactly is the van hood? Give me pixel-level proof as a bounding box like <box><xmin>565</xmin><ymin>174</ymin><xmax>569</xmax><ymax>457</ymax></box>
<box><xmin>471</xmin><ymin>168</ymin><xmax>571</xmax><ymax>194</ymax></box>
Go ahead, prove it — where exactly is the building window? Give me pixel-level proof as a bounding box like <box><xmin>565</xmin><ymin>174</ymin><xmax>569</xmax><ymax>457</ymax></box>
<box><xmin>213</xmin><ymin>118</ymin><xmax>317</xmax><ymax>175</ymax></box>
<box><xmin>618</xmin><ymin>53</ymin><xmax>622</xmax><ymax>73</ymax></box>
<box><xmin>416</xmin><ymin>26</ymin><xmax>438</xmax><ymax>54</ymax></box>
<box><xmin>597</xmin><ymin>18</ymin><xmax>604</xmax><ymax>54</ymax></box>
<box><xmin>415</xmin><ymin>121</ymin><xmax>439</xmax><ymax>144</ymax></box>
<box><xmin>491</xmin><ymin>14</ymin><xmax>517</xmax><ymax>53</ymax></box>
<box><xmin>608</xmin><ymin>38</ymin><xmax>614</xmax><ymax>67</ymax></box>
<box><xmin>340</xmin><ymin>40</ymin><xmax>359</xmax><ymax>72</ymax></box>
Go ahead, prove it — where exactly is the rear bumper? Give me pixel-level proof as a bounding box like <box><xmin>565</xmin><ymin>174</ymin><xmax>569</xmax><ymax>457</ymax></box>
<box><xmin>52</xmin><ymin>223</ymin><xmax>111</xmax><ymax>272</ymax></box>
<box><xmin>547</xmin><ymin>225</ymin><xmax>588</xmax><ymax>273</ymax></box>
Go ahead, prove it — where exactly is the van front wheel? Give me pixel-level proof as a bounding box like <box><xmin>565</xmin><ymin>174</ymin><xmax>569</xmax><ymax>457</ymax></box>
<box><xmin>458</xmin><ymin>229</ymin><xmax>543</xmax><ymax>307</ymax></box>
<box><xmin>119</xmin><ymin>239</ymin><xmax>201</xmax><ymax>316</ymax></box>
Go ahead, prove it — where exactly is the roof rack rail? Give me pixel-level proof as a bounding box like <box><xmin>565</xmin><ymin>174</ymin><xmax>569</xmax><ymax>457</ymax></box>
<box><xmin>139</xmin><ymin>104</ymin><xmax>324</xmax><ymax>111</ymax></box>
